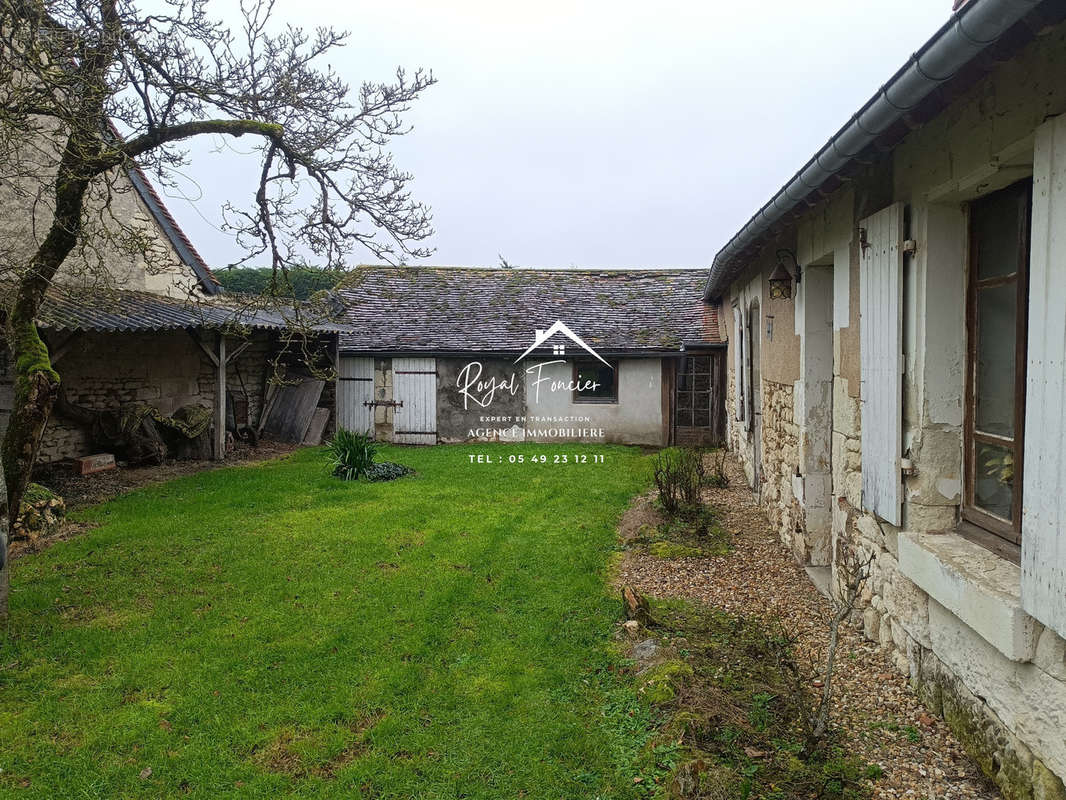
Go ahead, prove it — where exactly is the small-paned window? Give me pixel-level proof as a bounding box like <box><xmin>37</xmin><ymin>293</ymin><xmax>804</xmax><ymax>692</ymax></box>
<box><xmin>963</xmin><ymin>179</ymin><xmax>1031</xmax><ymax>548</ymax></box>
<box><xmin>573</xmin><ymin>360</ymin><xmax>618</xmax><ymax>403</ymax></box>
<box><xmin>677</xmin><ymin>356</ymin><xmax>714</xmax><ymax>428</ymax></box>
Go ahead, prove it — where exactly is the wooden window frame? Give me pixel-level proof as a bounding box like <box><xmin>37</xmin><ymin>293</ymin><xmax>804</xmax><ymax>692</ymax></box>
<box><xmin>572</xmin><ymin>359</ymin><xmax>619</xmax><ymax>404</ymax></box>
<box><xmin>961</xmin><ymin>180</ymin><xmax>1032</xmax><ymax>546</ymax></box>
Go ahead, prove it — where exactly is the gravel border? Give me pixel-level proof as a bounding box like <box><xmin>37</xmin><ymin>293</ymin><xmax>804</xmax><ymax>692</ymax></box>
<box><xmin>618</xmin><ymin>455</ymin><xmax>1000</xmax><ymax>800</ymax></box>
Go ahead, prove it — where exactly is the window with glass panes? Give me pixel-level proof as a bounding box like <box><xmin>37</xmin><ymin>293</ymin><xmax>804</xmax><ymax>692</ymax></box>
<box><xmin>963</xmin><ymin>179</ymin><xmax>1031</xmax><ymax>546</ymax></box>
<box><xmin>676</xmin><ymin>356</ymin><xmax>714</xmax><ymax>429</ymax></box>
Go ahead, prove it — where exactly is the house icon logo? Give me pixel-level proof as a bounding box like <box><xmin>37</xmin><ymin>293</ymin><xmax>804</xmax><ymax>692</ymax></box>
<box><xmin>514</xmin><ymin>321</ymin><xmax>612</xmax><ymax>367</ymax></box>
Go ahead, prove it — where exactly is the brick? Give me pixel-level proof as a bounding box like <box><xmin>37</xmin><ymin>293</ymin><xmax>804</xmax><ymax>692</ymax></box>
<box><xmin>74</xmin><ymin>453</ymin><xmax>116</xmax><ymax>474</ymax></box>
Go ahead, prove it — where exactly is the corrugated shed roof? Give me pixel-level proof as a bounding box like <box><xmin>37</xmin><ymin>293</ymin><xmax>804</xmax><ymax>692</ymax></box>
<box><xmin>35</xmin><ymin>287</ymin><xmax>348</xmax><ymax>334</ymax></box>
<box><xmin>337</xmin><ymin>266</ymin><xmax>720</xmax><ymax>354</ymax></box>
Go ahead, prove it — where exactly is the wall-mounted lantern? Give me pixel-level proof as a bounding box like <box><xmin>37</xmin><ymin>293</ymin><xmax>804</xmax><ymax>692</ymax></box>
<box><xmin>769</xmin><ymin>249</ymin><xmax>802</xmax><ymax>300</ymax></box>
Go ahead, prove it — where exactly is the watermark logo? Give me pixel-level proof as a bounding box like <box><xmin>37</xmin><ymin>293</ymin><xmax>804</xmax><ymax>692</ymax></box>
<box><xmin>456</xmin><ymin>321</ymin><xmax>613</xmax><ymax>413</ymax></box>
<box><xmin>514</xmin><ymin>320</ymin><xmax>611</xmax><ymax>367</ymax></box>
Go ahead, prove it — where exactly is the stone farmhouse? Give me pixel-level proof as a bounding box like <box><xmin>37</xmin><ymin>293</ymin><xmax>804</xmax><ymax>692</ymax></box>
<box><xmin>5</xmin><ymin>0</ymin><xmax>1066</xmax><ymax>794</ymax></box>
<box><xmin>705</xmin><ymin>0</ymin><xmax>1066</xmax><ymax>796</ymax></box>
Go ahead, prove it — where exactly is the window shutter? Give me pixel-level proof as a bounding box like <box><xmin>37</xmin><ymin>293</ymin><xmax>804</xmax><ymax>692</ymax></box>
<box><xmin>1022</xmin><ymin>115</ymin><xmax>1066</xmax><ymax>640</ymax></box>
<box><xmin>733</xmin><ymin>304</ymin><xmax>744</xmax><ymax>421</ymax></box>
<box><xmin>859</xmin><ymin>202</ymin><xmax>904</xmax><ymax>526</ymax></box>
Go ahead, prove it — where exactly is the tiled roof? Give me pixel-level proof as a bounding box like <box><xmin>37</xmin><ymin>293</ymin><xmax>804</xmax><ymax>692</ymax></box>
<box><xmin>35</xmin><ymin>287</ymin><xmax>348</xmax><ymax>334</ymax></box>
<box><xmin>337</xmin><ymin>266</ymin><xmax>721</xmax><ymax>354</ymax></box>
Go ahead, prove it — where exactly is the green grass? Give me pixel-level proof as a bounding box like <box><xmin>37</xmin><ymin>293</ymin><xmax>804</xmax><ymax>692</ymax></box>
<box><xmin>0</xmin><ymin>444</ymin><xmax>655</xmax><ymax>799</ymax></box>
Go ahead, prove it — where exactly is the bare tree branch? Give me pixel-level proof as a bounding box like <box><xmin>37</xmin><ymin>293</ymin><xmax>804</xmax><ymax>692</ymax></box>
<box><xmin>0</xmin><ymin>0</ymin><xmax>436</xmax><ymax>615</ymax></box>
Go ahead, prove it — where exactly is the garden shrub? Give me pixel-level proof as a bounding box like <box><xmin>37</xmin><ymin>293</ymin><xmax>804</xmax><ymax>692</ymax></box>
<box><xmin>707</xmin><ymin>447</ymin><xmax>730</xmax><ymax>488</ymax></box>
<box><xmin>365</xmin><ymin>461</ymin><xmax>414</xmax><ymax>482</ymax></box>
<box><xmin>328</xmin><ymin>429</ymin><xmax>379</xmax><ymax>480</ymax></box>
<box><xmin>327</xmin><ymin>430</ymin><xmax>413</xmax><ymax>482</ymax></box>
<box><xmin>654</xmin><ymin>447</ymin><xmax>705</xmax><ymax>514</ymax></box>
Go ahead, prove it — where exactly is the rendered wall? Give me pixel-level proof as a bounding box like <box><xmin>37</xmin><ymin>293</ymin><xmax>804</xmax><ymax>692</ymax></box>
<box><xmin>436</xmin><ymin>356</ymin><xmax>526</xmax><ymax>443</ymax></box>
<box><xmin>0</xmin><ymin>122</ymin><xmax>205</xmax><ymax>299</ymax></box>
<box><xmin>523</xmin><ymin>357</ymin><xmax>666</xmax><ymax>446</ymax></box>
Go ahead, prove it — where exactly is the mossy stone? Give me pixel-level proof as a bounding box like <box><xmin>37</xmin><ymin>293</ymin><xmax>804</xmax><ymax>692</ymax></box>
<box><xmin>1033</xmin><ymin>760</ymin><xmax>1066</xmax><ymax>800</ymax></box>
<box><xmin>642</xmin><ymin>660</ymin><xmax>693</xmax><ymax>705</ymax></box>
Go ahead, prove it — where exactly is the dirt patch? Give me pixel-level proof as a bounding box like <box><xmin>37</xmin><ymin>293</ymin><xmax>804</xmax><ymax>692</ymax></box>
<box><xmin>252</xmin><ymin>711</ymin><xmax>385</xmax><ymax>780</ymax></box>
<box><xmin>618</xmin><ymin>490</ymin><xmax>666</xmax><ymax>543</ymax></box>
<box><xmin>7</xmin><ymin>520</ymin><xmax>97</xmax><ymax>561</ymax></box>
<box><xmin>32</xmin><ymin>440</ymin><xmax>301</xmax><ymax>512</ymax></box>
<box><xmin>617</xmin><ymin>455</ymin><xmax>999</xmax><ymax>800</ymax></box>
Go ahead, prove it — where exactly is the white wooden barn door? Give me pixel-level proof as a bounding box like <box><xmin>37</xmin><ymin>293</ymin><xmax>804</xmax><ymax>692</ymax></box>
<box><xmin>859</xmin><ymin>202</ymin><xmax>904</xmax><ymax>526</ymax></box>
<box><xmin>336</xmin><ymin>357</ymin><xmax>374</xmax><ymax>435</ymax></box>
<box><xmin>392</xmin><ymin>357</ymin><xmax>437</xmax><ymax>445</ymax></box>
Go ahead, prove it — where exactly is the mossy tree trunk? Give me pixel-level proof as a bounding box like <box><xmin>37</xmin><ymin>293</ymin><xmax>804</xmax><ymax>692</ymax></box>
<box><xmin>0</xmin><ymin>137</ymin><xmax>92</xmax><ymax>620</ymax></box>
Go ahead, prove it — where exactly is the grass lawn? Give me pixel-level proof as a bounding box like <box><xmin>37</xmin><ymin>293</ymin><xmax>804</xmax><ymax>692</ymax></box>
<box><xmin>0</xmin><ymin>444</ymin><xmax>657</xmax><ymax>799</ymax></box>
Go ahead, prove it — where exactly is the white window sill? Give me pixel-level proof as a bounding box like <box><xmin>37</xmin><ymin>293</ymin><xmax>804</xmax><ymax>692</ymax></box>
<box><xmin>898</xmin><ymin>531</ymin><xmax>1040</xmax><ymax>662</ymax></box>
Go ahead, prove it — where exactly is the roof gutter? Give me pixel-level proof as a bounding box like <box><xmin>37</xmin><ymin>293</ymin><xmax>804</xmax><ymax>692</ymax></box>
<box><xmin>704</xmin><ymin>0</ymin><xmax>1043</xmax><ymax>301</ymax></box>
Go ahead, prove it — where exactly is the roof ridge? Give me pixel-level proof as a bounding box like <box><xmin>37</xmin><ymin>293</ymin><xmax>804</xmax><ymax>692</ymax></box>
<box><xmin>346</xmin><ymin>264</ymin><xmax>705</xmax><ymax>275</ymax></box>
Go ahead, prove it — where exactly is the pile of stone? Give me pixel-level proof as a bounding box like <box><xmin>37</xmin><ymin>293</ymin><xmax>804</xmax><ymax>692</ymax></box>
<box><xmin>11</xmin><ymin>483</ymin><xmax>66</xmax><ymax>543</ymax></box>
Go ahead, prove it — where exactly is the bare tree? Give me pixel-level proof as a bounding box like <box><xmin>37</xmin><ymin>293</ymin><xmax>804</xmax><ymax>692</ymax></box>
<box><xmin>0</xmin><ymin>0</ymin><xmax>436</xmax><ymax>616</ymax></box>
<box><xmin>806</xmin><ymin>513</ymin><xmax>874</xmax><ymax>754</ymax></box>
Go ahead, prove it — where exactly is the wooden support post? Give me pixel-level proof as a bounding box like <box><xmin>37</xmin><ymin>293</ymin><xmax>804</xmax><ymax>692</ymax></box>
<box><xmin>188</xmin><ymin>329</ymin><xmax>219</xmax><ymax>367</ymax></box>
<box><xmin>333</xmin><ymin>334</ymin><xmax>341</xmax><ymax>428</ymax></box>
<box><xmin>215</xmin><ymin>334</ymin><xmax>226</xmax><ymax>461</ymax></box>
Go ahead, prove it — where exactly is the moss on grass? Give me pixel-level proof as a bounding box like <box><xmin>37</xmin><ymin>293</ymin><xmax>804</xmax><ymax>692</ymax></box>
<box><xmin>641</xmin><ymin>660</ymin><xmax>694</xmax><ymax>704</ymax></box>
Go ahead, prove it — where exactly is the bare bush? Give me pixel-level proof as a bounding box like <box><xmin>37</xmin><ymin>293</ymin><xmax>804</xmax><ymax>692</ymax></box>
<box><xmin>706</xmin><ymin>448</ymin><xmax>729</xmax><ymax>488</ymax></box>
<box><xmin>654</xmin><ymin>447</ymin><xmax>705</xmax><ymax>515</ymax></box>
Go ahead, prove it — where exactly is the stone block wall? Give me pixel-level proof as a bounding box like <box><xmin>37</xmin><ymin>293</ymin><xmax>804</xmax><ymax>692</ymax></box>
<box><xmin>760</xmin><ymin>380</ymin><xmax>803</xmax><ymax>556</ymax></box>
<box><xmin>34</xmin><ymin>329</ymin><xmax>275</xmax><ymax>463</ymax></box>
<box><xmin>372</xmin><ymin>358</ymin><xmax>395</xmax><ymax>440</ymax></box>
<box><xmin>725</xmin><ymin>277</ymin><xmax>1066</xmax><ymax>800</ymax></box>
<box><xmin>731</xmin><ymin>349</ymin><xmax>1066</xmax><ymax>798</ymax></box>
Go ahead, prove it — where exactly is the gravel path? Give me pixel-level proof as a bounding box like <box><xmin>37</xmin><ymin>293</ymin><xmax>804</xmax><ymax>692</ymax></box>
<box><xmin>618</xmin><ymin>455</ymin><xmax>999</xmax><ymax>800</ymax></box>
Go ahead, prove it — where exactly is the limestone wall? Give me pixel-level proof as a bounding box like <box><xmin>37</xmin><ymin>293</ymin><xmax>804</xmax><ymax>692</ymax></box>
<box><xmin>759</xmin><ymin>380</ymin><xmax>802</xmax><ymax>555</ymax></box>
<box><xmin>0</xmin><ymin>121</ymin><xmax>205</xmax><ymax>299</ymax></box>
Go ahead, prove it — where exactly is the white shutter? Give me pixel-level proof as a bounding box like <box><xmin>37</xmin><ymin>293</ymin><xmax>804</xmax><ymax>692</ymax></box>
<box><xmin>336</xmin><ymin>357</ymin><xmax>374</xmax><ymax>435</ymax></box>
<box><xmin>859</xmin><ymin>202</ymin><xmax>904</xmax><ymax>526</ymax></box>
<box><xmin>1022</xmin><ymin>115</ymin><xmax>1066</xmax><ymax>640</ymax></box>
<box><xmin>733</xmin><ymin>304</ymin><xmax>744</xmax><ymax>421</ymax></box>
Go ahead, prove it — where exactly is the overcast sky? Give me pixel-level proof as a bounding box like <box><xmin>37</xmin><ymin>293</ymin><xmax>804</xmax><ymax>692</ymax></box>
<box><xmin>165</xmin><ymin>0</ymin><xmax>952</xmax><ymax>272</ymax></box>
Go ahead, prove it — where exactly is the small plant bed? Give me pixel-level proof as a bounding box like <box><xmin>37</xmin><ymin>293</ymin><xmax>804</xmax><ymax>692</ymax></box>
<box><xmin>327</xmin><ymin>429</ymin><xmax>412</xmax><ymax>482</ymax></box>
<box><xmin>629</xmin><ymin>510</ymin><xmax>730</xmax><ymax>560</ymax></box>
<box><xmin>622</xmin><ymin>446</ymin><xmax>732</xmax><ymax>560</ymax></box>
<box><xmin>617</xmin><ymin>597</ymin><xmax>878</xmax><ymax>798</ymax></box>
